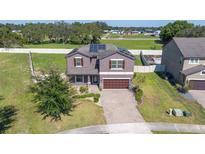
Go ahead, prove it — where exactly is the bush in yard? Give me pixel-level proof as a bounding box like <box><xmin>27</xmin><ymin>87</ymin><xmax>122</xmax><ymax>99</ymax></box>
<box><xmin>74</xmin><ymin>93</ymin><xmax>100</xmax><ymax>103</ymax></box>
<box><xmin>79</xmin><ymin>86</ymin><xmax>89</xmax><ymax>94</ymax></box>
<box><xmin>30</xmin><ymin>70</ymin><xmax>76</xmax><ymax>121</ymax></box>
<box><xmin>135</xmin><ymin>89</ymin><xmax>143</xmax><ymax>103</ymax></box>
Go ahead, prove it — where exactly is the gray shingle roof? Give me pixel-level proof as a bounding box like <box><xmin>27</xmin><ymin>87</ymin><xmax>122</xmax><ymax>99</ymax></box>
<box><xmin>181</xmin><ymin>65</ymin><xmax>205</xmax><ymax>76</ymax></box>
<box><xmin>66</xmin><ymin>44</ymin><xmax>135</xmax><ymax>60</ymax></box>
<box><xmin>67</xmin><ymin>67</ymin><xmax>98</xmax><ymax>75</ymax></box>
<box><xmin>173</xmin><ymin>37</ymin><xmax>205</xmax><ymax>58</ymax></box>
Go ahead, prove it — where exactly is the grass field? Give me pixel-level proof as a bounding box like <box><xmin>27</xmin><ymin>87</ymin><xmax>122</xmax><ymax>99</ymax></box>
<box><xmin>135</xmin><ymin>55</ymin><xmax>143</xmax><ymax>65</ymax></box>
<box><xmin>101</xmin><ymin>40</ymin><xmax>162</xmax><ymax>49</ymax></box>
<box><xmin>32</xmin><ymin>54</ymin><xmax>66</xmax><ymax>73</ymax></box>
<box><xmin>0</xmin><ymin>53</ymin><xmax>105</xmax><ymax>133</ymax></box>
<box><xmin>24</xmin><ymin>39</ymin><xmax>162</xmax><ymax>50</ymax></box>
<box><xmin>24</xmin><ymin>43</ymin><xmax>81</xmax><ymax>49</ymax></box>
<box><xmin>133</xmin><ymin>73</ymin><xmax>205</xmax><ymax>124</ymax></box>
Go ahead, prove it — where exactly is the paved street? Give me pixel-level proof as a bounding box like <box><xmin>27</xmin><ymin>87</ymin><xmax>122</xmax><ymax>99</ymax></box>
<box><xmin>60</xmin><ymin>122</ymin><xmax>205</xmax><ymax>134</ymax></box>
<box><xmin>101</xmin><ymin>89</ymin><xmax>145</xmax><ymax>124</ymax></box>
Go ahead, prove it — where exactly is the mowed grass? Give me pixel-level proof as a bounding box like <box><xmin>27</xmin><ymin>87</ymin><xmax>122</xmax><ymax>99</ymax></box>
<box><xmin>32</xmin><ymin>54</ymin><xmax>66</xmax><ymax>73</ymax></box>
<box><xmin>101</xmin><ymin>39</ymin><xmax>162</xmax><ymax>49</ymax></box>
<box><xmin>24</xmin><ymin>43</ymin><xmax>81</xmax><ymax>49</ymax></box>
<box><xmin>23</xmin><ymin>39</ymin><xmax>162</xmax><ymax>50</ymax></box>
<box><xmin>0</xmin><ymin>53</ymin><xmax>105</xmax><ymax>133</ymax></box>
<box><xmin>135</xmin><ymin>55</ymin><xmax>143</xmax><ymax>65</ymax></box>
<box><xmin>133</xmin><ymin>73</ymin><xmax>205</xmax><ymax>124</ymax></box>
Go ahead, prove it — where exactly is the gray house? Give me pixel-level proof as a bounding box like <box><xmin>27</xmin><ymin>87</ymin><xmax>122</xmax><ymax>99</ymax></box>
<box><xmin>65</xmin><ymin>44</ymin><xmax>135</xmax><ymax>89</ymax></box>
<box><xmin>162</xmin><ymin>37</ymin><xmax>205</xmax><ymax>90</ymax></box>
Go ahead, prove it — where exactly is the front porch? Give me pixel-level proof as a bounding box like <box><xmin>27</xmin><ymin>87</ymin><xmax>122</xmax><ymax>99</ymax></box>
<box><xmin>69</xmin><ymin>75</ymin><xmax>99</xmax><ymax>85</ymax></box>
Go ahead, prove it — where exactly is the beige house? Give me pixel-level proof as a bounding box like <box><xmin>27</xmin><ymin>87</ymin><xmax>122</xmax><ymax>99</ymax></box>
<box><xmin>162</xmin><ymin>37</ymin><xmax>205</xmax><ymax>90</ymax></box>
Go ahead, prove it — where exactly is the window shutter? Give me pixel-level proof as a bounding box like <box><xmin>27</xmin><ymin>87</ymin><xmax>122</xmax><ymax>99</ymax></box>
<box><xmin>74</xmin><ymin>58</ymin><xmax>76</xmax><ymax>66</ymax></box>
<box><xmin>81</xmin><ymin>58</ymin><xmax>83</xmax><ymax>66</ymax></box>
<box><xmin>123</xmin><ymin>60</ymin><xmax>125</xmax><ymax>69</ymax></box>
<box><xmin>109</xmin><ymin>60</ymin><xmax>111</xmax><ymax>69</ymax></box>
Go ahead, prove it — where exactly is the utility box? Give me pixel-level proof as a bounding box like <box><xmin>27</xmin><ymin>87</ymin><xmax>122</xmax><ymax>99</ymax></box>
<box><xmin>172</xmin><ymin>109</ymin><xmax>184</xmax><ymax>117</ymax></box>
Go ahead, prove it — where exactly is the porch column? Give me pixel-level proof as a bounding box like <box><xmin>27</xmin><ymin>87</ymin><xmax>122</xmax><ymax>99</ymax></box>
<box><xmin>87</xmin><ymin>75</ymin><xmax>91</xmax><ymax>85</ymax></box>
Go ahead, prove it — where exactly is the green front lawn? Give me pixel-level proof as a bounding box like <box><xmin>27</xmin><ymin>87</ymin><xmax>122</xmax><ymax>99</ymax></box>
<box><xmin>133</xmin><ymin>73</ymin><xmax>205</xmax><ymax>124</ymax></box>
<box><xmin>101</xmin><ymin>39</ymin><xmax>162</xmax><ymax>49</ymax></box>
<box><xmin>0</xmin><ymin>53</ymin><xmax>105</xmax><ymax>133</ymax></box>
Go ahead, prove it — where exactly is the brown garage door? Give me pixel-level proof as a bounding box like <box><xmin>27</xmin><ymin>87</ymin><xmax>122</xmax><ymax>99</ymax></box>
<box><xmin>189</xmin><ymin>80</ymin><xmax>205</xmax><ymax>90</ymax></box>
<box><xmin>103</xmin><ymin>79</ymin><xmax>129</xmax><ymax>89</ymax></box>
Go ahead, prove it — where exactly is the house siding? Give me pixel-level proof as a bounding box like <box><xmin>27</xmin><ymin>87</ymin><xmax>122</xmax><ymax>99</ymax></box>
<box><xmin>66</xmin><ymin>53</ymin><xmax>90</xmax><ymax>74</ymax></box>
<box><xmin>162</xmin><ymin>40</ymin><xmax>184</xmax><ymax>83</ymax></box>
<box><xmin>187</xmin><ymin>71</ymin><xmax>205</xmax><ymax>80</ymax></box>
<box><xmin>99</xmin><ymin>53</ymin><xmax>134</xmax><ymax>72</ymax></box>
<box><xmin>183</xmin><ymin>59</ymin><xmax>205</xmax><ymax>70</ymax></box>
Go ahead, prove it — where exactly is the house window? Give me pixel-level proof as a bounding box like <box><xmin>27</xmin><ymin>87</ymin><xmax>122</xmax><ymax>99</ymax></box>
<box><xmin>75</xmin><ymin>57</ymin><xmax>83</xmax><ymax>67</ymax></box>
<box><xmin>111</xmin><ymin>59</ymin><xmax>123</xmax><ymax>69</ymax></box>
<box><xmin>189</xmin><ymin>58</ymin><xmax>199</xmax><ymax>64</ymax></box>
<box><xmin>201</xmin><ymin>70</ymin><xmax>205</xmax><ymax>75</ymax></box>
<box><xmin>76</xmin><ymin>75</ymin><xmax>83</xmax><ymax>83</ymax></box>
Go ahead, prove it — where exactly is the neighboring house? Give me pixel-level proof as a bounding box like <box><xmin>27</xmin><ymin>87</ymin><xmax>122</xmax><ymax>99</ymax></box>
<box><xmin>162</xmin><ymin>37</ymin><xmax>205</xmax><ymax>90</ymax></box>
<box><xmin>65</xmin><ymin>44</ymin><xmax>135</xmax><ymax>89</ymax></box>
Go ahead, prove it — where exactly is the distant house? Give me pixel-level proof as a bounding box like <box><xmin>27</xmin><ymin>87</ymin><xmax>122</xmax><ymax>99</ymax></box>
<box><xmin>12</xmin><ymin>30</ymin><xmax>21</xmax><ymax>33</ymax></box>
<box><xmin>162</xmin><ymin>37</ymin><xmax>205</xmax><ymax>90</ymax></box>
<box><xmin>65</xmin><ymin>44</ymin><xmax>135</xmax><ymax>89</ymax></box>
<box><xmin>143</xmin><ymin>29</ymin><xmax>160</xmax><ymax>36</ymax></box>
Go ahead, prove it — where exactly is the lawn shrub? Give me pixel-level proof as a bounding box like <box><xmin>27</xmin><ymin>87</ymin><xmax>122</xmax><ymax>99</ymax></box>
<box><xmin>74</xmin><ymin>93</ymin><xmax>100</xmax><ymax>103</ymax></box>
<box><xmin>79</xmin><ymin>86</ymin><xmax>88</xmax><ymax>94</ymax></box>
<box><xmin>135</xmin><ymin>89</ymin><xmax>143</xmax><ymax>103</ymax></box>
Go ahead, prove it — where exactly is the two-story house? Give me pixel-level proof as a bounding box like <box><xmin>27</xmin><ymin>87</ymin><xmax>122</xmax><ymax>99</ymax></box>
<box><xmin>162</xmin><ymin>37</ymin><xmax>205</xmax><ymax>90</ymax></box>
<box><xmin>65</xmin><ymin>44</ymin><xmax>135</xmax><ymax>89</ymax></box>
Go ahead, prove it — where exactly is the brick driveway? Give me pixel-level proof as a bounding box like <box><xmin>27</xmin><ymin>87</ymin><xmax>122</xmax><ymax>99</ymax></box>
<box><xmin>189</xmin><ymin>90</ymin><xmax>205</xmax><ymax>108</ymax></box>
<box><xmin>101</xmin><ymin>89</ymin><xmax>145</xmax><ymax>124</ymax></box>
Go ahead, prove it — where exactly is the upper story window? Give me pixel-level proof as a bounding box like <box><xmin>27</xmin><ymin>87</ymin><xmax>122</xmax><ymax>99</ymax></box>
<box><xmin>74</xmin><ymin>57</ymin><xmax>83</xmax><ymax>67</ymax></box>
<box><xmin>201</xmin><ymin>70</ymin><xmax>205</xmax><ymax>75</ymax></box>
<box><xmin>189</xmin><ymin>58</ymin><xmax>199</xmax><ymax>64</ymax></box>
<box><xmin>110</xmin><ymin>59</ymin><xmax>124</xmax><ymax>70</ymax></box>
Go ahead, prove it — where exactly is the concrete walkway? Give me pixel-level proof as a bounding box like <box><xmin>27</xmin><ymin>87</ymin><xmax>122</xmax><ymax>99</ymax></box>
<box><xmin>59</xmin><ymin>122</ymin><xmax>205</xmax><ymax>134</ymax></box>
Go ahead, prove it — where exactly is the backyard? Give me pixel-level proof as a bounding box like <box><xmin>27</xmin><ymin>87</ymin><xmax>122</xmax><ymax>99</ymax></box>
<box><xmin>133</xmin><ymin>73</ymin><xmax>205</xmax><ymax>124</ymax></box>
<box><xmin>0</xmin><ymin>53</ymin><xmax>105</xmax><ymax>133</ymax></box>
<box><xmin>24</xmin><ymin>39</ymin><xmax>162</xmax><ymax>50</ymax></box>
<box><xmin>135</xmin><ymin>55</ymin><xmax>143</xmax><ymax>65</ymax></box>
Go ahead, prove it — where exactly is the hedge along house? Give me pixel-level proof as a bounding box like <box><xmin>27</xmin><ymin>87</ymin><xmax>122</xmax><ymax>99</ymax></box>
<box><xmin>162</xmin><ymin>37</ymin><xmax>205</xmax><ymax>90</ymax></box>
<box><xmin>65</xmin><ymin>44</ymin><xmax>135</xmax><ymax>89</ymax></box>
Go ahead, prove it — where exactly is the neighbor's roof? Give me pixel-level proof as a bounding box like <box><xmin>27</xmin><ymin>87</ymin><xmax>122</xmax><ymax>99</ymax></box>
<box><xmin>173</xmin><ymin>37</ymin><xmax>205</xmax><ymax>58</ymax></box>
<box><xmin>66</xmin><ymin>44</ymin><xmax>135</xmax><ymax>60</ymax></box>
<box><xmin>181</xmin><ymin>65</ymin><xmax>205</xmax><ymax>76</ymax></box>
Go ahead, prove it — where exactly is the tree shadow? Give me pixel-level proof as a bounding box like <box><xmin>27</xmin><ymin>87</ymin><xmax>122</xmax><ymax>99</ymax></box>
<box><xmin>0</xmin><ymin>105</ymin><xmax>18</xmax><ymax>134</ymax></box>
<box><xmin>0</xmin><ymin>96</ymin><xmax>4</xmax><ymax>101</ymax></box>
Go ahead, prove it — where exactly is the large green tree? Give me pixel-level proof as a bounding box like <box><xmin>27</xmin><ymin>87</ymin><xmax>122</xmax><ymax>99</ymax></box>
<box><xmin>160</xmin><ymin>21</ymin><xmax>194</xmax><ymax>43</ymax></box>
<box><xmin>176</xmin><ymin>26</ymin><xmax>205</xmax><ymax>37</ymax></box>
<box><xmin>0</xmin><ymin>26</ymin><xmax>23</xmax><ymax>48</ymax></box>
<box><xmin>30</xmin><ymin>70</ymin><xmax>76</xmax><ymax>120</ymax></box>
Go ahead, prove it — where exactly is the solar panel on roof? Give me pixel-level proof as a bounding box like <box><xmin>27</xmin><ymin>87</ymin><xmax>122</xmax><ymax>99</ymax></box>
<box><xmin>90</xmin><ymin>44</ymin><xmax>106</xmax><ymax>52</ymax></box>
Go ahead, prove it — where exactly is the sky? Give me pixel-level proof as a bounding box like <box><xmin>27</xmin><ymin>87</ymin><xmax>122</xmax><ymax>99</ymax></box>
<box><xmin>1</xmin><ymin>20</ymin><xmax>205</xmax><ymax>27</ymax></box>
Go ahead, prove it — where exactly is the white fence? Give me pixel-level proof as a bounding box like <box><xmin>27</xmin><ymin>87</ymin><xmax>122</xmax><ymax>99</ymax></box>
<box><xmin>0</xmin><ymin>48</ymin><xmax>162</xmax><ymax>55</ymax></box>
<box><xmin>134</xmin><ymin>65</ymin><xmax>165</xmax><ymax>73</ymax></box>
<box><xmin>130</xmin><ymin>50</ymin><xmax>162</xmax><ymax>55</ymax></box>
